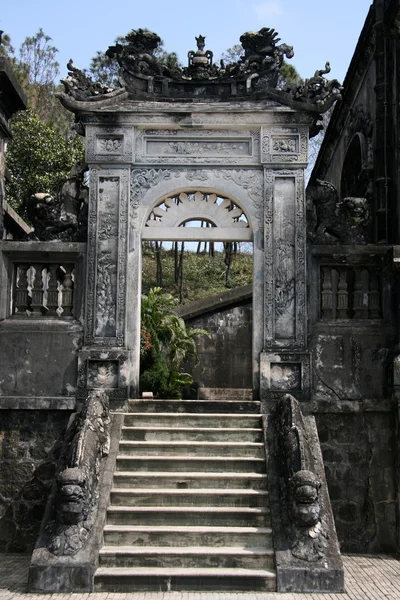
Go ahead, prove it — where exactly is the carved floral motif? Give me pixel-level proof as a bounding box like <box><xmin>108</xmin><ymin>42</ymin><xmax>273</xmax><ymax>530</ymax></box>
<box><xmin>98</xmin><ymin>137</ymin><xmax>123</xmax><ymax>153</ymax></box>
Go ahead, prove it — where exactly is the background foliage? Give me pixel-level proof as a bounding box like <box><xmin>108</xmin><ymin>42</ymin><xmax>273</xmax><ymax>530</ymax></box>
<box><xmin>140</xmin><ymin>287</ymin><xmax>209</xmax><ymax>398</ymax></box>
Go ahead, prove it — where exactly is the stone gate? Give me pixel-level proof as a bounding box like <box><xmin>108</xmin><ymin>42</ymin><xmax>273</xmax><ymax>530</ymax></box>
<box><xmin>0</xmin><ymin>27</ymin><xmax>350</xmax><ymax>593</ymax></box>
<box><xmin>56</xmin><ymin>28</ymin><xmax>340</xmax><ymax>405</ymax></box>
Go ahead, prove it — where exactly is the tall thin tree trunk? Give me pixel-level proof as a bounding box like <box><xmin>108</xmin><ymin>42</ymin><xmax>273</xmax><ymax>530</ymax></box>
<box><xmin>224</xmin><ymin>242</ymin><xmax>233</xmax><ymax>288</ymax></box>
<box><xmin>174</xmin><ymin>242</ymin><xmax>179</xmax><ymax>284</ymax></box>
<box><xmin>155</xmin><ymin>241</ymin><xmax>163</xmax><ymax>287</ymax></box>
<box><xmin>179</xmin><ymin>241</ymin><xmax>185</xmax><ymax>304</ymax></box>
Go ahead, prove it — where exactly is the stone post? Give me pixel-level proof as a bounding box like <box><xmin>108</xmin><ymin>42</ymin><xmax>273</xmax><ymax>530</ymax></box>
<box><xmin>76</xmin><ymin>125</ymin><xmax>135</xmax><ymax>405</ymax></box>
<box><xmin>259</xmin><ymin>123</ymin><xmax>311</xmax><ymax>406</ymax></box>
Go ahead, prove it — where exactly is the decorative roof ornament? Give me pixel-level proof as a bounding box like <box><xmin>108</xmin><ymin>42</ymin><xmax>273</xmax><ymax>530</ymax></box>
<box><xmin>57</xmin><ymin>27</ymin><xmax>343</xmax><ymax>117</ymax></box>
<box><xmin>185</xmin><ymin>35</ymin><xmax>216</xmax><ymax>80</ymax></box>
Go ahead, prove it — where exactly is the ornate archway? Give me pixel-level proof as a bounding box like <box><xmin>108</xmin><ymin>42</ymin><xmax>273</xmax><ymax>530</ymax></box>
<box><xmin>143</xmin><ymin>190</ymin><xmax>252</xmax><ymax>242</ymax></box>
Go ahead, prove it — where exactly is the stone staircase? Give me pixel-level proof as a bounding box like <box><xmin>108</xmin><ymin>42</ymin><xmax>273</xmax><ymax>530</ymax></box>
<box><xmin>94</xmin><ymin>398</ymin><xmax>276</xmax><ymax>592</ymax></box>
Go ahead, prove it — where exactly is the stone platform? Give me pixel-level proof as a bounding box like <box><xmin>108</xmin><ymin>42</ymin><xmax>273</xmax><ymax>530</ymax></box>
<box><xmin>1</xmin><ymin>553</ymin><xmax>400</xmax><ymax>599</ymax></box>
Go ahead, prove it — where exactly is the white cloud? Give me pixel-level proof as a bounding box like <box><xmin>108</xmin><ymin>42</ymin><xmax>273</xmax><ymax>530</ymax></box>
<box><xmin>255</xmin><ymin>1</ymin><xmax>283</xmax><ymax>21</ymax></box>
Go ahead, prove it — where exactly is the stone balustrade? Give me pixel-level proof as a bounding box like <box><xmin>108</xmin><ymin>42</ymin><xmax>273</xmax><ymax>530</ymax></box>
<box><xmin>13</xmin><ymin>263</ymin><xmax>75</xmax><ymax>317</ymax></box>
<box><xmin>320</xmin><ymin>265</ymin><xmax>381</xmax><ymax>320</ymax></box>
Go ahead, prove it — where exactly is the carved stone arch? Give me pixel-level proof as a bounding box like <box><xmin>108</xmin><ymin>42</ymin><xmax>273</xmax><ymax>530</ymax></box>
<box><xmin>141</xmin><ymin>188</ymin><xmax>253</xmax><ymax>242</ymax></box>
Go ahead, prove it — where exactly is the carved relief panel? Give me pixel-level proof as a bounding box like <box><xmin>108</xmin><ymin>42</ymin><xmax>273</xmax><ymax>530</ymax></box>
<box><xmin>85</xmin><ymin>168</ymin><xmax>129</xmax><ymax>347</ymax></box>
<box><xmin>134</xmin><ymin>129</ymin><xmax>261</xmax><ymax>166</ymax></box>
<box><xmin>261</xmin><ymin>126</ymin><xmax>308</xmax><ymax>164</ymax></box>
<box><xmin>86</xmin><ymin>126</ymin><xmax>134</xmax><ymax>163</ymax></box>
<box><xmin>76</xmin><ymin>348</ymin><xmax>131</xmax><ymax>401</ymax></box>
<box><xmin>264</xmin><ymin>169</ymin><xmax>306</xmax><ymax>350</ymax></box>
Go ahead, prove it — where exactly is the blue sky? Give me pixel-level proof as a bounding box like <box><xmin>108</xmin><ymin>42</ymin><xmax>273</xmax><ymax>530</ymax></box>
<box><xmin>2</xmin><ymin>0</ymin><xmax>372</xmax><ymax>85</ymax></box>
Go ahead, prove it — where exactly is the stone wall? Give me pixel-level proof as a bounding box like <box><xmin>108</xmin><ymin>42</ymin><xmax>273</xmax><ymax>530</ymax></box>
<box><xmin>0</xmin><ymin>410</ymin><xmax>71</xmax><ymax>552</ymax></box>
<box><xmin>316</xmin><ymin>411</ymin><xmax>397</xmax><ymax>553</ymax></box>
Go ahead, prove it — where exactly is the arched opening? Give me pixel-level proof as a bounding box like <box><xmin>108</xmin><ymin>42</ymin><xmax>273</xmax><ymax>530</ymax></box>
<box><xmin>340</xmin><ymin>134</ymin><xmax>368</xmax><ymax>199</ymax></box>
<box><xmin>140</xmin><ymin>190</ymin><xmax>254</xmax><ymax>399</ymax></box>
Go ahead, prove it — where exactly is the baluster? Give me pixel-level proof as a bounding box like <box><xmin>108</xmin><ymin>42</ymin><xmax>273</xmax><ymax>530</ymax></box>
<box><xmin>61</xmin><ymin>265</ymin><xmax>74</xmax><ymax>315</ymax></box>
<box><xmin>46</xmin><ymin>264</ymin><xmax>60</xmax><ymax>316</ymax></box>
<box><xmin>321</xmin><ymin>267</ymin><xmax>334</xmax><ymax>319</ymax></box>
<box><xmin>30</xmin><ymin>264</ymin><xmax>44</xmax><ymax>314</ymax></box>
<box><xmin>337</xmin><ymin>268</ymin><xmax>349</xmax><ymax>318</ymax></box>
<box><xmin>15</xmin><ymin>264</ymin><xmax>29</xmax><ymax>314</ymax></box>
<box><xmin>353</xmin><ymin>269</ymin><xmax>369</xmax><ymax>319</ymax></box>
<box><xmin>369</xmin><ymin>270</ymin><xmax>381</xmax><ymax>319</ymax></box>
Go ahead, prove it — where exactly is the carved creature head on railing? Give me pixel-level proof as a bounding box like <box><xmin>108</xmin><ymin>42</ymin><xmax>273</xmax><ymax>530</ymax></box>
<box><xmin>290</xmin><ymin>470</ymin><xmax>321</xmax><ymax>527</ymax></box>
<box><xmin>55</xmin><ymin>467</ymin><xmax>87</xmax><ymax>525</ymax></box>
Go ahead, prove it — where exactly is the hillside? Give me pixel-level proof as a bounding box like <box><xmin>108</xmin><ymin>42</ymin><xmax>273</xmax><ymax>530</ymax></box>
<box><xmin>141</xmin><ymin>244</ymin><xmax>253</xmax><ymax>303</ymax></box>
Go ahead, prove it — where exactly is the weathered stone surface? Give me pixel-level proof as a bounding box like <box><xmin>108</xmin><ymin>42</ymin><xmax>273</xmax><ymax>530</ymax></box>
<box><xmin>316</xmin><ymin>412</ymin><xmax>397</xmax><ymax>553</ymax></box>
<box><xmin>0</xmin><ymin>410</ymin><xmax>70</xmax><ymax>553</ymax></box>
<box><xmin>0</xmin><ymin>325</ymin><xmax>83</xmax><ymax>398</ymax></box>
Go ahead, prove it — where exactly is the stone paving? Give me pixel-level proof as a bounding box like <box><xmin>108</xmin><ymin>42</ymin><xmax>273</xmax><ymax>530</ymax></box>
<box><xmin>1</xmin><ymin>553</ymin><xmax>400</xmax><ymax>600</ymax></box>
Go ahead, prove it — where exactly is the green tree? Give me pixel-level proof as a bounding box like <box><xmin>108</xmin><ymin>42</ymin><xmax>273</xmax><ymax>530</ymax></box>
<box><xmin>140</xmin><ymin>287</ymin><xmax>209</xmax><ymax>398</ymax></box>
<box><xmin>16</xmin><ymin>29</ymin><xmax>72</xmax><ymax>132</ymax></box>
<box><xmin>5</xmin><ymin>110</ymin><xmax>84</xmax><ymax>214</ymax></box>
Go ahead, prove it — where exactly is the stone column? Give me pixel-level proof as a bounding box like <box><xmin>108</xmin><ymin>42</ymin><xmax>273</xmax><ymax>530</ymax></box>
<box><xmin>76</xmin><ymin>124</ymin><xmax>134</xmax><ymax>405</ymax></box>
<box><xmin>259</xmin><ymin>123</ymin><xmax>311</xmax><ymax>405</ymax></box>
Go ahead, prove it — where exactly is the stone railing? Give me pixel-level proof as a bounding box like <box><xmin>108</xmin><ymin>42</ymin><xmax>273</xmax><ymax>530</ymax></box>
<box><xmin>29</xmin><ymin>390</ymin><xmax>124</xmax><ymax>593</ymax></box>
<box><xmin>310</xmin><ymin>245</ymin><xmax>391</xmax><ymax>323</ymax></box>
<box><xmin>13</xmin><ymin>262</ymin><xmax>75</xmax><ymax>316</ymax></box>
<box><xmin>0</xmin><ymin>241</ymin><xmax>86</xmax><ymax>321</ymax></box>
<box><xmin>264</xmin><ymin>393</ymin><xmax>344</xmax><ymax>592</ymax></box>
<box><xmin>45</xmin><ymin>389</ymin><xmax>110</xmax><ymax>556</ymax></box>
<box><xmin>320</xmin><ymin>264</ymin><xmax>381</xmax><ymax>320</ymax></box>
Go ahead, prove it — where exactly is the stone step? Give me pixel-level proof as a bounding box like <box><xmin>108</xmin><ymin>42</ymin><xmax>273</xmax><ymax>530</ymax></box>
<box><xmin>122</xmin><ymin>412</ymin><xmax>262</xmax><ymax>428</ymax></box>
<box><xmin>103</xmin><ymin>524</ymin><xmax>273</xmax><ymax>548</ymax></box>
<box><xmin>197</xmin><ymin>388</ymin><xmax>253</xmax><ymax>401</ymax></box>
<box><xmin>115</xmin><ymin>455</ymin><xmax>266</xmax><ymax>473</ymax></box>
<box><xmin>117</xmin><ymin>440</ymin><xmax>265</xmax><ymax>458</ymax></box>
<box><xmin>94</xmin><ymin>566</ymin><xmax>276</xmax><ymax>592</ymax></box>
<box><xmin>99</xmin><ymin>545</ymin><xmax>274</xmax><ymax>570</ymax></box>
<box><xmin>109</xmin><ymin>488</ymin><xmax>269</xmax><ymax>507</ymax></box>
<box><xmin>121</xmin><ymin>426</ymin><xmax>263</xmax><ymax>443</ymax></box>
<box><xmin>127</xmin><ymin>399</ymin><xmax>261</xmax><ymax>414</ymax></box>
<box><xmin>106</xmin><ymin>505</ymin><xmax>270</xmax><ymax>527</ymax></box>
<box><xmin>112</xmin><ymin>471</ymin><xmax>268</xmax><ymax>490</ymax></box>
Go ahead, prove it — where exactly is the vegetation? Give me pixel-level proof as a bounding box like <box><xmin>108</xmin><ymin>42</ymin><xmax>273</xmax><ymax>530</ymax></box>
<box><xmin>3</xmin><ymin>29</ymin><xmax>84</xmax><ymax>214</ymax></box>
<box><xmin>5</xmin><ymin>110</ymin><xmax>84</xmax><ymax>215</ymax></box>
<box><xmin>142</xmin><ymin>243</ymin><xmax>253</xmax><ymax>303</ymax></box>
<box><xmin>140</xmin><ymin>287</ymin><xmax>209</xmax><ymax>398</ymax></box>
